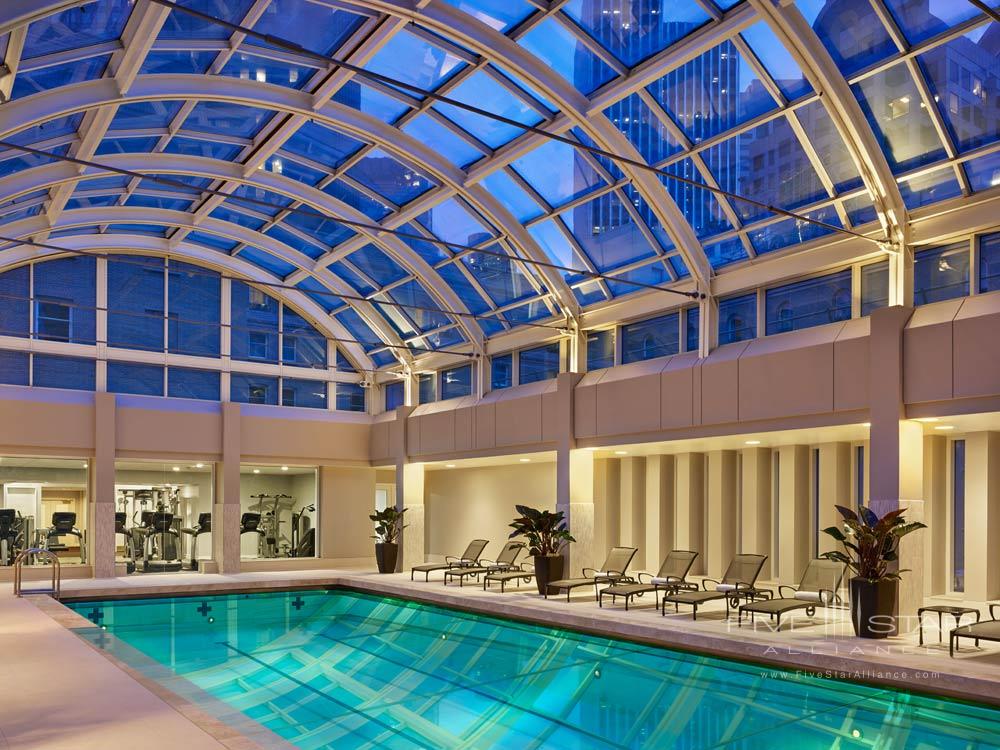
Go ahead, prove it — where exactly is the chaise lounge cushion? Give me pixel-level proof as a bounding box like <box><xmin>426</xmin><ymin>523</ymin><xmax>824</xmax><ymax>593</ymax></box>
<box><xmin>794</xmin><ymin>591</ymin><xmax>824</xmax><ymax>602</ymax></box>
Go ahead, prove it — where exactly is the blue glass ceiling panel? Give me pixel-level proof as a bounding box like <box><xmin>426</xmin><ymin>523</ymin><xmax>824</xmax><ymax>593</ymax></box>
<box><xmin>140</xmin><ymin>50</ymin><xmax>216</xmax><ymax>76</ymax></box>
<box><xmin>12</xmin><ymin>55</ymin><xmax>109</xmax><ymax>100</ymax></box>
<box><xmin>251</xmin><ymin>0</ymin><xmax>365</xmax><ymax>54</ymax></box>
<box><xmin>707</xmin><ymin>115</ymin><xmax>826</xmax><ymax>224</ymax></box>
<box><xmin>853</xmin><ymin>64</ymin><xmax>948</xmax><ymax>173</ymax></box>
<box><xmin>345</xmin><ymin>149</ymin><xmax>435</xmax><ymax>205</ymax></box>
<box><xmin>436</xmin><ymin>262</ymin><xmax>491</xmax><ymax>314</ymax></box>
<box><xmin>518</xmin><ymin>17</ymin><xmax>617</xmax><ymax>95</ymax></box>
<box><xmin>920</xmin><ymin>24</ymin><xmax>1000</xmax><ymax>154</ymax></box>
<box><xmin>74</xmin><ymin>175</ymin><xmax>130</xmax><ymax>193</ymax></box>
<box><xmin>218</xmin><ymin>54</ymin><xmax>316</xmax><ymax>90</ymax></box>
<box><xmin>330</xmin><ymin>261</ymin><xmax>376</xmax><ymax>296</ymax></box>
<box><xmin>238</xmin><ymin>246</ymin><xmax>296</xmax><ymax>277</ymax></box>
<box><xmin>183</xmin><ymin>102</ymin><xmax>273</xmax><ymax>139</ymax></box>
<box><xmin>882</xmin><ymin>0</ymin><xmax>984</xmax><ymax>46</ymax></box>
<box><xmin>229</xmin><ymin>185</ymin><xmax>293</xmax><ymax>217</ymax></box>
<box><xmin>561</xmin><ymin>192</ymin><xmax>658</xmax><ymax>272</ymax></box>
<box><xmin>66</xmin><ymin>195</ymin><xmax>120</xmax><ymax>210</ymax></box>
<box><xmin>703</xmin><ymin>236</ymin><xmax>748</xmax><ymax>268</ymax></box>
<box><xmin>844</xmin><ymin>193</ymin><xmax>878</xmax><ymax>227</ymax></box>
<box><xmin>106</xmin><ymin>223</ymin><xmax>167</xmax><ymax>236</ymax></box>
<box><xmin>648</xmin><ymin>39</ymin><xmax>779</xmax><ymax>143</ymax></box>
<box><xmin>511</xmin><ymin>139</ymin><xmax>606</xmax><ymax>208</ymax></box>
<box><xmin>604</xmin><ymin>93</ymin><xmax>683</xmax><ymax>165</ymax></box>
<box><xmin>386</xmin><ymin>280</ymin><xmax>452</xmax><ymax>333</ymax></box>
<box><xmin>282</xmin><ymin>210</ymin><xmax>353</xmax><ymax>248</ymax></box>
<box><xmin>8</xmin><ymin>115</ymin><xmax>82</xmax><ymax>146</ymax></box>
<box><xmin>396</xmin><ymin>224</ymin><xmax>450</xmax><ymax>265</ymax></box>
<box><xmin>740</xmin><ymin>21</ymin><xmax>812</xmax><ymax>101</ymax></box>
<box><xmin>480</xmin><ymin>171</ymin><xmax>542</xmax><ymax>223</ymax></box>
<box><xmin>209</xmin><ymin>206</ymin><xmax>266</xmax><ymax>231</ymax></box>
<box><xmin>621</xmin><ymin>183</ymin><xmax>674</xmax><ymax>253</ymax></box>
<box><xmin>187</xmin><ymin>231</ymin><xmax>238</xmax><ymax>253</ymax></box>
<box><xmin>336</xmin><ymin>307</ymin><xmax>383</xmax><ymax>349</ymax></box>
<box><xmin>898</xmin><ymin>167</ymin><xmax>962</xmax><ymax>210</ymax></box>
<box><xmin>333</xmin><ymin>82</ymin><xmax>410</xmax><ymax>124</ymax></box>
<box><xmin>371</xmin><ymin>350</ymin><xmax>396</xmax><ymax>366</ymax></box>
<box><xmin>0</xmin><ymin>205</ymin><xmax>41</xmax><ymax>226</ymax></box>
<box><xmin>284</xmin><ymin>122</ymin><xmax>365</xmax><ymax>170</ymax></box>
<box><xmin>418</xmin><ymin>198</ymin><xmax>495</xmax><ymax>249</ymax></box>
<box><xmin>661</xmin><ymin>158</ymin><xmax>732</xmax><ymax>239</ymax></box>
<box><xmin>96</xmin><ymin>136</ymin><xmax>161</xmax><ymax>156</ymax></box>
<box><xmin>502</xmin><ymin>298</ymin><xmax>552</xmax><ymax>325</ymax></box>
<box><xmin>441</xmin><ymin>0</ymin><xmax>535</xmax><ymax>33</ymax></box>
<box><xmin>0</xmin><ymin>144</ymin><xmax>70</xmax><ymax>178</ymax></box>
<box><xmin>365</xmin><ymin>29</ymin><xmax>465</xmax><ymax>96</ymax></box>
<box><xmin>126</xmin><ymin>194</ymin><xmax>195</xmax><ymax>212</ymax></box>
<box><xmin>140</xmin><ymin>173</ymin><xmax>210</xmax><ymax>193</ymax></box>
<box><xmin>159</xmin><ymin>0</ymin><xmax>256</xmax><ymax>41</ymax></box>
<box><xmin>964</xmin><ymin>150</ymin><xmax>1000</xmax><ymax>192</ymax></box>
<box><xmin>461</xmin><ymin>249</ymin><xmax>536</xmax><ymax>306</ymax></box>
<box><xmin>264</xmin><ymin>224</ymin><xmax>325</xmax><ymax>259</ymax></box>
<box><xmin>401</xmin><ymin>115</ymin><xmax>484</xmax><ymax>168</ymax></box>
<box><xmin>346</xmin><ymin>244</ymin><xmax>408</xmax><ymax>287</ymax></box>
<box><xmin>264</xmin><ymin>156</ymin><xmax>324</xmax><ymax>186</ymax></box>
<box><xmin>669</xmin><ymin>255</ymin><xmax>689</xmax><ymax>279</ymax></box>
<box><xmin>323</xmin><ymin>181</ymin><xmax>392</xmax><ymax>222</ymax></box>
<box><xmin>297</xmin><ymin>276</ymin><xmax>343</xmax><ymax>313</ymax></box>
<box><xmin>162</xmin><ymin>136</ymin><xmax>242</xmax><ymax>162</ymax></box>
<box><xmin>561</xmin><ymin>0</ymin><xmax>710</xmax><ymax>68</ymax></box>
<box><xmin>109</xmin><ymin>100</ymin><xmax>184</xmax><ymax>131</ymax></box>
<box><xmin>435</xmin><ymin>70</ymin><xmax>542</xmax><ymax>149</ymax></box>
<box><xmin>795</xmin><ymin>0</ymin><xmax>896</xmax><ymax>78</ymax></box>
<box><xmin>749</xmin><ymin>205</ymin><xmax>841</xmax><ymax>255</ymax></box>
<box><xmin>24</xmin><ymin>0</ymin><xmax>131</xmax><ymax>58</ymax></box>
<box><xmin>422</xmin><ymin>327</ymin><xmax>465</xmax><ymax>350</ymax></box>
<box><xmin>528</xmin><ymin>219</ymin><xmax>582</xmax><ymax>272</ymax></box>
<box><xmin>573</xmin><ymin>281</ymin><xmax>606</xmax><ymax>306</ymax></box>
<box><xmin>794</xmin><ymin>101</ymin><xmax>862</xmax><ymax>192</ymax></box>
<box><xmin>606</xmin><ymin>261</ymin><xmax>672</xmax><ymax>298</ymax></box>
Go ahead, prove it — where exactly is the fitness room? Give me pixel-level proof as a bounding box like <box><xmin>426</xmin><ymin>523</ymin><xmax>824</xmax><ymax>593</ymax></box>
<box><xmin>240</xmin><ymin>465</ymin><xmax>318</xmax><ymax>562</ymax></box>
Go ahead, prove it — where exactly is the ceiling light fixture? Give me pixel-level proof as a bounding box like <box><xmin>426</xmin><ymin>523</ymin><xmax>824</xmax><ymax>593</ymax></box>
<box><xmin>281</xmin><ymin>466</ymin><xmax>289</xmax><ymax>471</ymax></box>
<box><xmin>934</xmin><ymin>425</ymin><xmax>955</xmax><ymax>431</ymax></box>
<box><xmin>172</xmin><ymin>466</ymin><xmax>180</xmax><ymax>472</ymax></box>
<box><xmin>445</xmin><ymin>464</ymin><xmax>456</xmax><ymax>468</ymax></box>
<box><xmin>614</xmin><ymin>450</ymin><xmax>628</xmax><ymax>456</ymax></box>
<box><xmin>744</xmin><ymin>440</ymin><xmax>761</xmax><ymax>446</ymax></box>
<box><xmin>915</xmin><ymin>417</ymin><xmax>940</xmax><ymax>423</ymax></box>
<box><xmin>195</xmin><ymin>462</ymin><xmax>204</xmax><ymax>468</ymax></box>
<box><xmin>519</xmin><ymin>458</ymin><xmax>531</xmax><ymax>463</ymax></box>
<box><xmin>253</xmin><ymin>468</ymin><xmax>261</xmax><ymax>474</ymax></box>
<box><xmin>861</xmin><ymin>422</ymin><xmax>871</xmax><ymax>428</ymax></box>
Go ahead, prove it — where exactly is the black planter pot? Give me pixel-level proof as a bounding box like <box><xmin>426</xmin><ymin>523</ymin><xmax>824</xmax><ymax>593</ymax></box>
<box><xmin>533</xmin><ymin>554</ymin><xmax>564</xmax><ymax>596</ymax></box>
<box><xmin>849</xmin><ymin>577</ymin><xmax>898</xmax><ymax>638</ymax></box>
<box><xmin>375</xmin><ymin>542</ymin><xmax>398</xmax><ymax>574</ymax></box>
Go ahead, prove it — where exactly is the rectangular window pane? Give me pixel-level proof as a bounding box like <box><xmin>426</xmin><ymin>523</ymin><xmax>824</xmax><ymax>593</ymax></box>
<box><xmin>107</xmin><ymin>361</ymin><xmax>164</xmax><ymax>396</ymax></box>
<box><xmin>491</xmin><ymin>353</ymin><xmax>513</xmax><ymax>390</ymax></box>
<box><xmin>440</xmin><ymin>364</ymin><xmax>472</xmax><ymax>400</ymax></box>
<box><xmin>33</xmin><ymin>256</ymin><xmax>96</xmax><ymax>344</ymax></box>
<box><xmin>282</xmin><ymin>377</ymin><xmax>327</xmax><ymax>409</ymax></box>
<box><xmin>281</xmin><ymin>307</ymin><xmax>327</xmax><ymax>369</ymax></box>
<box><xmin>168</xmin><ymin>261</ymin><xmax>220</xmax><ymax>356</ymax></box>
<box><xmin>418</xmin><ymin>373</ymin><xmax>436</xmax><ymax>404</ymax></box>
<box><xmin>621</xmin><ymin>313</ymin><xmax>679</xmax><ymax>364</ymax></box>
<box><xmin>231</xmin><ymin>281</ymin><xmax>279</xmax><ymax>362</ymax></box>
<box><xmin>861</xmin><ymin>260</ymin><xmax>889</xmax><ymax>317</ymax></box>
<box><xmin>953</xmin><ymin>439</ymin><xmax>965</xmax><ymax>593</ymax></box>
<box><xmin>33</xmin><ymin>354</ymin><xmax>95</xmax><ymax>391</ymax></box>
<box><xmin>718</xmin><ymin>293</ymin><xmax>757</xmax><ymax>345</ymax></box>
<box><xmin>765</xmin><ymin>269</ymin><xmax>852</xmax><ymax>336</ymax></box>
<box><xmin>980</xmin><ymin>231</ymin><xmax>1000</xmax><ymax>293</ymax></box>
<box><xmin>384</xmin><ymin>380</ymin><xmax>404</xmax><ymax>411</ymax></box>
<box><xmin>586</xmin><ymin>329</ymin><xmax>615</xmax><ymax>370</ymax></box>
<box><xmin>685</xmin><ymin>307</ymin><xmax>699</xmax><ymax>353</ymax></box>
<box><xmin>108</xmin><ymin>256</ymin><xmax>165</xmax><ymax>350</ymax></box>
<box><xmin>336</xmin><ymin>382</ymin><xmax>366</xmax><ymax>412</ymax></box>
<box><xmin>0</xmin><ymin>349</ymin><xmax>29</xmax><ymax>385</ymax></box>
<box><xmin>914</xmin><ymin>242</ymin><xmax>969</xmax><ymax>305</ymax></box>
<box><xmin>239</xmin><ymin>464</ymin><xmax>318</xmax><ymax>559</ymax></box>
<box><xmin>0</xmin><ymin>266</ymin><xmax>30</xmax><ymax>338</ymax></box>
<box><xmin>168</xmin><ymin>367</ymin><xmax>219</xmax><ymax>400</ymax></box>
<box><xmin>519</xmin><ymin>342</ymin><xmax>560</xmax><ymax>384</ymax></box>
<box><xmin>231</xmin><ymin>372</ymin><xmax>278</xmax><ymax>405</ymax></box>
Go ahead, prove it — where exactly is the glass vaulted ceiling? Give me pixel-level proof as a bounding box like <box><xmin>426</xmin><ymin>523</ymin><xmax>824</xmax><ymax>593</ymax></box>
<box><xmin>0</xmin><ymin>0</ymin><xmax>997</xmax><ymax>367</ymax></box>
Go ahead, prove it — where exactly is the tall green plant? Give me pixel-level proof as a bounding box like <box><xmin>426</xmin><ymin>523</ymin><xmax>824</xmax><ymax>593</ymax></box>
<box><xmin>508</xmin><ymin>504</ymin><xmax>575</xmax><ymax>556</ymax></box>
<box><xmin>370</xmin><ymin>507</ymin><xmax>407</xmax><ymax>545</ymax></box>
<box><xmin>821</xmin><ymin>504</ymin><xmax>926</xmax><ymax>582</ymax></box>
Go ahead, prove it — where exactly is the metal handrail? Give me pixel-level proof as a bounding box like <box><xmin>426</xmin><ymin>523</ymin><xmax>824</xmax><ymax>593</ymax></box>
<box><xmin>13</xmin><ymin>548</ymin><xmax>61</xmax><ymax>599</ymax></box>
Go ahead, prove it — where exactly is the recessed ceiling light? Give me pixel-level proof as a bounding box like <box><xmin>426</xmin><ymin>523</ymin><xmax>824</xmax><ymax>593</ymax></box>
<box><xmin>195</xmin><ymin>462</ymin><xmax>204</xmax><ymax>469</ymax></box>
<box><xmin>614</xmin><ymin>450</ymin><xmax>628</xmax><ymax>456</ymax></box>
<box><xmin>916</xmin><ymin>417</ymin><xmax>940</xmax><ymax>423</ymax></box>
<box><xmin>82</xmin><ymin>462</ymin><xmax>89</xmax><ymax>468</ymax></box>
<box><xmin>744</xmin><ymin>440</ymin><xmax>761</xmax><ymax>446</ymax></box>
<box><xmin>519</xmin><ymin>458</ymin><xmax>531</xmax><ymax>463</ymax></box>
<box><xmin>445</xmin><ymin>463</ymin><xmax>456</xmax><ymax>468</ymax></box>
<box><xmin>934</xmin><ymin>425</ymin><xmax>955</xmax><ymax>431</ymax></box>
<box><xmin>861</xmin><ymin>423</ymin><xmax>871</xmax><ymax>428</ymax></box>
<box><xmin>172</xmin><ymin>466</ymin><xmax>180</xmax><ymax>472</ymax></box>
<box><xmin>281</xmin><ymin>466</ymin><xmax>289</xmax><ymax>471</ymax></box>
<box><xmin>253</xmin><ymin>468</ymin><xmax>261</xmax><ymax>474</ymax></box>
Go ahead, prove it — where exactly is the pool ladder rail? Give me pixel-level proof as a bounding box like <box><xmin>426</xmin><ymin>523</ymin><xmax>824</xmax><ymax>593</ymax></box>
<box><xmin>13</xmin><ymin>548</ymin><xmax>61</xmax><ymax>599</ymax></box>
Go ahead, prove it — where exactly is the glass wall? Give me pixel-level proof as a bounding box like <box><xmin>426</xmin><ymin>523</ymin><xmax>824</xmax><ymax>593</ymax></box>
<box><xmin>440</xmin><ymin>364</ymin><xmax>473</xmax><ymax>400</ymax></box>
<box><xmin>519</xmin><ymin>342</ymin><xmax>560</xmax><ymax>384</ymax></box>
<box><xmin>915</xmin><ymin>242</ymin><xmax>970</xmax><ymax>305</ymax></box>
<box><xmin>952</xmin><ymin>439</ymin><xmax>966</xmax><ymax>593</ymax></box>
<box><xmin>586</xmin><ymin>329</ymin><xmax>614</xmax><ymax>370</ymax></box>
<box><xmin>764</xmin><ymin>269</ymin><xmax>851</xmax><ymax>335</ymax></box>
<box><xmin>718</xmin><ymin>293</ymin><xmax>756</xmax><ymax>345</ymax></box>
<box><xmin>240</xmin><ymin>465</ymin><xmax>318</xmax><ymax>560</ymax></box>
<box><xmin>0</xmin><ymin>457</ymin><xmax>88</xmax><ymax>567</ymax></box>
<box><xmin>114</xmin><ymin>461</ymin><xmax>214</xmax><ymax>574</ymax></box>
<box><xmin>384</xmin><ymin>380</ymin><xmax>405</xmax><ymax>411</ymax></box>
<box><xmin>621</xmin><ymin>312</ymin><xmax>679</xmax><ymax>363</ymax></box>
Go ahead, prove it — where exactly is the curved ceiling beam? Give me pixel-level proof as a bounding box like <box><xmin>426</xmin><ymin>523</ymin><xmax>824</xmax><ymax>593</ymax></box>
<box><xmin>0</xmin><ymin>229</ymin><xmax>378</xmax><ymax>371</ymax></box>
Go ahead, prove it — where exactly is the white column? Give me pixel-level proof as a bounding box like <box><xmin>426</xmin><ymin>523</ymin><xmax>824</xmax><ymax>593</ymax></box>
<box><xmin>922</xmin><ymin>435</ymin><xmax>948</xmax><ymax>596</ymax></box>
<box><xmin>674</xmin><ymin>453</ymin><xmax>705</xmax><ymax>575</ymax></box>
<box><xmin>397</xmin><ymin>461</ymin><xmax>425</xmax><ymax>571</ymax></box>
<box><xmin>619</xmin><ymin>457</ymin><xmax>646</xmax><ymax>569</ymax></box>
<box><xmin>91</xmin><ymin>393</ymin><xmax>116</xmax><ymax>578</ymax></box>
<box><xmin>645</xmin><ymin>455</ymin><xmax>675</xmax><ymax>571</ymax></box>
<box><xmin>706</xmin><ymin>450</ymin><xmax>738</xmax><ymax>579</ymax></box>
<box><xmin>740</xmin><ymin>447</ymin><xmax>772</xmax><ymax>578</ymax></box>
<box><xmin>965</xmin><ymin>432</ymin><xmax>1000</xmax><ymax>601</ymax></box>
<box><xmin>817</xmin><ymin>443</ymin><xmax>851</xmax><ymax>555</ymax></box>
<box><xmin>777</xmin><ymin>445</ymin><xmax>810</xmax><ymax>585</ymax></box>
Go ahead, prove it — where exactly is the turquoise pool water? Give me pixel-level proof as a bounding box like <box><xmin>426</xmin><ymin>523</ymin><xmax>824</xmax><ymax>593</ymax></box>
<box><xmin>69</xmin><ymin>589</ymin><xmax>999</xmax><ymax>749</ymax></box>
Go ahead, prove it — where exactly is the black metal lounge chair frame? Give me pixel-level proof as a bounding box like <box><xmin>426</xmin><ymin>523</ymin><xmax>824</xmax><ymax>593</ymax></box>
<box><xmin>737</xmin><ymin>559</ymin><xmax>844</xmax><ymax>631</ymax></box>
<box><xmin>443</xmin><ymin>542</ymin><xmax>525</xmax><ymax>586</ymax></box>
<box><xmin>410</xmin><ymin>539</ymin><xmax>489</xmax><ymax>581</ymax></box>
<box><xmin>483</xmin><ymin>563</ymin><xmax>535</xmax><ymax>593</ymax></box>
<box><xmin>598</xmin><ymin>550</ymin><xmax>700</xmax><ymax>611</ymax></box>
<box><xmin>544</xmin><ymin>546</ymin><xmax>638</xmax><ymax>603</ymax></box>
<box><xmin>950</xmin><ymin>604</ymin><xmax>1000</xmax><ymax>657</ymax></box>
<box><xmin>661</xmin><ymin>554</ymin><xmax>769</xmax><ymax>620</ymax></box>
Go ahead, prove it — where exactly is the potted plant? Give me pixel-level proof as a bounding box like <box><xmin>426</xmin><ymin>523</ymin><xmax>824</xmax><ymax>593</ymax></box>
<box><xmin>822</xmin><ymin>504</ymin><xmax>925</xmax><ymax>639</ymax></box>
<box><xmin>509</xmin><ymin>505</ymin><xmax>575</xmax><ymax>595</ymax></box>
<box><xmin>370</xmin><ymin>506</ymin><xmax>407</xmax><ymax>574</ymax></box>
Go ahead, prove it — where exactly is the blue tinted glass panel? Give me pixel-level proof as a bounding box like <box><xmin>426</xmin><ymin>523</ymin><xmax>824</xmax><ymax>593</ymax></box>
<box><xmin>661</xmin><ymin>159</ymin><xmax>732</xmax><ymax>240</ymax></box>
<box><xmin>108</xmin><ymin>256</ymin><xmax>164</xmax><ymax>351</ymax></box>
<box><xmin>479</xmin><ymin>171</ymin><xmax>543</xmax><ymax>222</ymax></box>
<box><xmin>605</xmin><ymin>261</ymin><xmax>671</xmax><ymax>298</ymax></box>
<box><xmin>12</xmin><ymin>55</ymin><xmax>109</xmax><ymax>100</ymax></box>
<box><xmin>402</xmin><ymin>115</ymin><xmax>483</xmax><ymax>168</ymax></box>
<box><xmin>346</xmin><ymin>150</ymin><xmax>434</xmax><ymax>205</ymax></box>
<box><xmin>265</xmin><ymin>156</ymin><xmax>324</xmax><ymax>186</ymax></box>
<box><xmin>347</xmin><ymin>244</ymin><xmax>408</xmax><ymax>287</ymax></box>
<box><xmin>853</xmin><ymin>65</ymin><xmax>948</xmax><ymax>173</ymax></box>
<box><xmin>845</xmin><ymin>193</ymin><xmax>879</xmax><ymax>226</ymax></box>
<box><xmin>518</xmin><ymin>17</ymin><xmax>616</xmax><ymax>95</ymax></box>
<box><xmin>440</xmin><ymin>364</ymin><xmax>473</xmax><ymax>400</ymax></box>
<box><xmin>140</xmin><ymin>50</ymin><xmax>216</xmax><ymax>75</ymax></box>
<box><xmin>980</xmin><ymin>232</ymin><xmax>1000</xmax><ymax>293</ymax></box>
<box><xmin>704</xmin><ymin>237</ymin><xmax>748</xmax><ymax>268</ymax></box>
<box><xmin>563</xmin><ymin>192</ymin><xmax>658</xmax><ymax>272</ymax></box>
<box><xmin>108</xmin><ymin>361</ymin><xmax>164</xmax><ymax>396</ymax></box>
<box><xmin>0</xmin><ymin>350</ymin><xmax>29</xmax><ymax>385</ymax></box>
<box><xmin>336</xmin><ymin>308</ymin><xmax>382</xmax><ymax>350</ymax></box>
<box><xmin>163</xmin><ymin>136</ymin><xmax>243</xmax><ymax>162</ymax></box>
<box><xmin>685</xmin><ymin>306</ymin><xmax>699</xmax><ymax>353</ymax></box>
<box><xmin>512</xmin><ymin>139</ymin><xmax>605</xmax><ymax>208</ymax></box>
<box><xmin>219</xmin><ymin>54</ymin><xmax>317</xmax><ymax>89</ymax></box>
<box><xmin>899</xmin><ymin>168</ymin><xmax>962</xmax><ymax>210</ymax></box>
<box><xmin>965</xmin><ymin>150</ymin><xmax>1000</xmax><ymax>192</ymax></box>
<box><xmin>168</xmin><ymin>368</ymin><xmax>219</xmax><ymax>401</ymax></box>
<box><xmin>622</xmin><ymin>313</ymin><xmax>679</xmax><ymax>363</ymax></box>
<box><xmin>914</xmin><ymin>242</ymin><xmax>970</xmax><ymax>305</ymax></box>
<box><xmin>365</xmin><ymin>30</ymin><xmax>465</xmax><ymax>95</ymax></box>
<box><xmin>231</xmin><ymin>281</ymin><xmax>279</xmax><ymax>362</ymax></box>
<box><xmin>284</xmin><ymin>121</ymin><xmax>365</xmax><ymax>169</ymax></box>
<box><xmin>264</xmin><ymin>225</ymin><xmax>325</xmax><ymax>260</ymax></box>
<box><xmin>109</xmin><ymin>101</ymin><xmax>183</xmax><ymax>131</ymax></box>
<box><xmin>435</xmin><ymin>262</ymin><xmax>488</xmax><ymax>315</ymax></box>
<box><xmin>32</xmin><ymin>257</ymin><xmax>96</xmax><ymax>344</ymax></box>
<box><xmin>519</xmin><ymin>342</ymin><xmax>560</xmax><ymax>384</ymax></box>
<box><xmin>187</xmin><ymin>231</ymin><xmax>238</xmax><ymax>254</ymax></box>
<box><xmin>435</xmin><ymin>71</ymin><xmax>542</xmax><ymax>149</ymax></box>
<box><xmin>0</xmin><ymin>144</ymin><xmax>71</xmax><ymax>178</ymax></box>
<box><xmin>282</xmin><ymin>307</ymin><xmax>327</xmax><ymax>369</ymax></box>
<box><xmin>34</xmin><ymin>354</ymin><xmax>95</xmax><ymax>391</ymax></box>
<box><xmin>386</xmin><ymin>281</ymin><xmax>451</xmax><ymax>334</ymax></box>
<box><xmin>503</xmin><ymin>299</ymin><xmax>553</xmax><ymax>326</ymax></box>
<box><xmin>323</xmin><ymin>181</ymin><xmax>392</xmax><ymax>221</ymax></box>
<box><xmin>95</xmin><ymin>136</ymin><xmax>160</xmax><ymax>156</ymax></box>
<box><xmin>159</xmin><ymin>0</ymin><xmax>255</xmax><ymax>39</ymax></box>
<box><xmin>604</xmin><ymin>93</ymin><xmax>683</xmax><ymax>165</ymax></box>
<box><xmin>418</xmin><ymin>374</ymin><xmax>436</xmax><ymax>404</ymax></box>
<box><xmin>231</xmin><ymin>373</ymin><xmax>278</xmax><ymax>405</ymax></box>
<box><xmin>418</xmin><ymin>198</ymin><xmax>495</xmax><ymax>248</ymax></box>
<box><xmin>718</xmin><ymin>293</ymin><xmax>757</xmax><ymax>345</ymax></box>
<box><xmin>228</xmin><ymin>185</ymin><xmax>293</xmax><ymax>218</ymax></box>
<box><xmin>24</xmin><ymin>0</ymin><xmax>130</xmax><ymax>58</ymax></box>
<box><xmin>441</xmin><ymin>0</ymin><xmax>534</xmax><ymax>32</ymax></box>
<box><xmin>491</xmin><ymin>353</ymin><xmax>513</xmax><ymax>389</ymax></box>
<box><xmin>184</xmin><ymin>102</ymin><xmax>273</xmax><ymax>139</ymax></box>
<box><xmin>282</xmin><ymin>378</ymin><xmax>327</xmax><ymax>409</ymax></box>
<box><xmin>587</xmin><ymin>329</ymin><xmax>614</xmax><ymax>370</ymax></box>
<box><xmin>765</xmin><ymin>269</ymin><xmax>852</xmax><ymax>335</ymax></box>
<box><xmin>796</xmin><ymin>0</ymin><xmax>895</xmax><ymax>77</ymax></box>
<box><xmin>749</xmin><ymin>206</ymin><xmax>842</xmax><ymax>255</ymax></box>
<box><xmin>167</xmin><ymin>262</ymin><xmax>220</xmax><ymax>356</ymax></box>
<box><xmin>238</xmin><ymin>247</ymin><xmax>297</xmax><ymax>278</ymax></box>
<box><xmin>794</xmin><ymin>101</ymin><xmax>863</xmax><ymax>192</ymax></box>
<box><xmin>741</xmin><ymin>21</ymin><xmax>811</xmax><ymax>101</ymax></box>
<box><xmin>883</xmin><ymin>0</ymin><xmax>982</xmax><ymax>46</ymax></box>
<box><xmin>253</xmin><ymin>0</ymin><xmax>364</xmax><ymax>53</ymax></box>
<box><xmin>384</xmin><ymin>380</ymin><xmax>405</xmax><ymax>410</ymax></box>
<box><xmin>333</xmin><ymin>82</ymin><xmax>410</xmax><ymax>124</ymax></box>
<box><xmin>126</xmin><ymin>194</ymin><xmax>194</xmax><ymax>212</ymax></box>
<box><xmin>528</xmin><ymin>219</ymin><xmax>581</xmax><ymax>271</ymax></box>
<box><xmin>336</xmin><ymin>382</ymin><xmax>366</xmax><ymax>412</ymax></box>
<box><xmin>861</xmin><ymin>260</ymin><xmax>889</xmax><ymax>316</ymax></box>
<box><xmin>283</xmin><ymin>210</ymin><xmax>352</xmax><ymax>248</ymax></box>
<box><xmin>7</xmin><ymin>114</ymin><xmax>82</xmax><ymax>146</ymax></box>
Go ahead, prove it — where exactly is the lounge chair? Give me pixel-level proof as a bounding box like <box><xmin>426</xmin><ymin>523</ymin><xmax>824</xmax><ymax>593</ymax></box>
<box><xmin>443</xmin><ymin>542</ymin><xmax>525</xmax><ymax>586</ymax></box>
<box><xmin>950</xmin><ymin>605</ymin><xmax>1000</xmax><ymax>657</ymax></box>
<box><xmin>483</xmin><ymin>562</ymin><xmax>535</xmax><ymax>593</ymax></box>
<box><xmin>662</xmin><ymin>553</ymin><xmax>768</xmax><ymax>620</ymax></box>
<box><xmin>410</xmin><ymin>539</ymin><xmax>488</xmax><ymax>581</ymax></box>
<box><xmin>737</xmin><ymin>559</ymin><xmax>844</xmax><ymax>630</ymax></box>
<box><xmin>545</xmin><ymin>546</ymin><xmax>638</xmax><ymax>603</ymax></box>
<box><xmin>599</xmin><ymin>550</ymin><xmax>699</xmax><ymax>610</ymax></box>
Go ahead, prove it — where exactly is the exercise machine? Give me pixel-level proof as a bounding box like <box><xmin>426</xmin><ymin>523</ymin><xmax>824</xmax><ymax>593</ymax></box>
<box><xmin>38</xmin><ymin>512</ymin><xmax>87</xmax><ymax>564</ymax></box>
<box><xmin>290</xmin><ymin>502</ymin><xmax>315</xmax><ymax>557</ymax></box>
<box><xmin>142</xmin><ymin>511</ymin><xmax>182</xmax><ymax>573</ymax></box>
<box><xmin>0</xmin><ymin>509</ymin><xmax>17</xmax><ymax>565</ymax></box>
<box><xmin>181</xmin><ymin>512</ymin><xmax>211</xmax><ymax>571</ymax></box>
<box><xmin>114</xmin><ymin>512</ymin><xmax>136</xmax><ymax>574</ymax></box>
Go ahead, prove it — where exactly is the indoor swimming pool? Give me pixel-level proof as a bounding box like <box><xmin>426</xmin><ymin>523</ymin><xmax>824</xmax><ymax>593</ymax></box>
<box><xmin>68</xmin><ymin>589</ymin><xmax>1000</xmax><ymax>749</ymax></box>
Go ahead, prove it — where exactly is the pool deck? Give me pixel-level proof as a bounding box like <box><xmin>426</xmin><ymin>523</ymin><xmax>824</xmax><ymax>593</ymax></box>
<box><xmin>3</xmin><ymin>567</ymin><xmax>1000</xmax><ymax>748</ymax></box>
